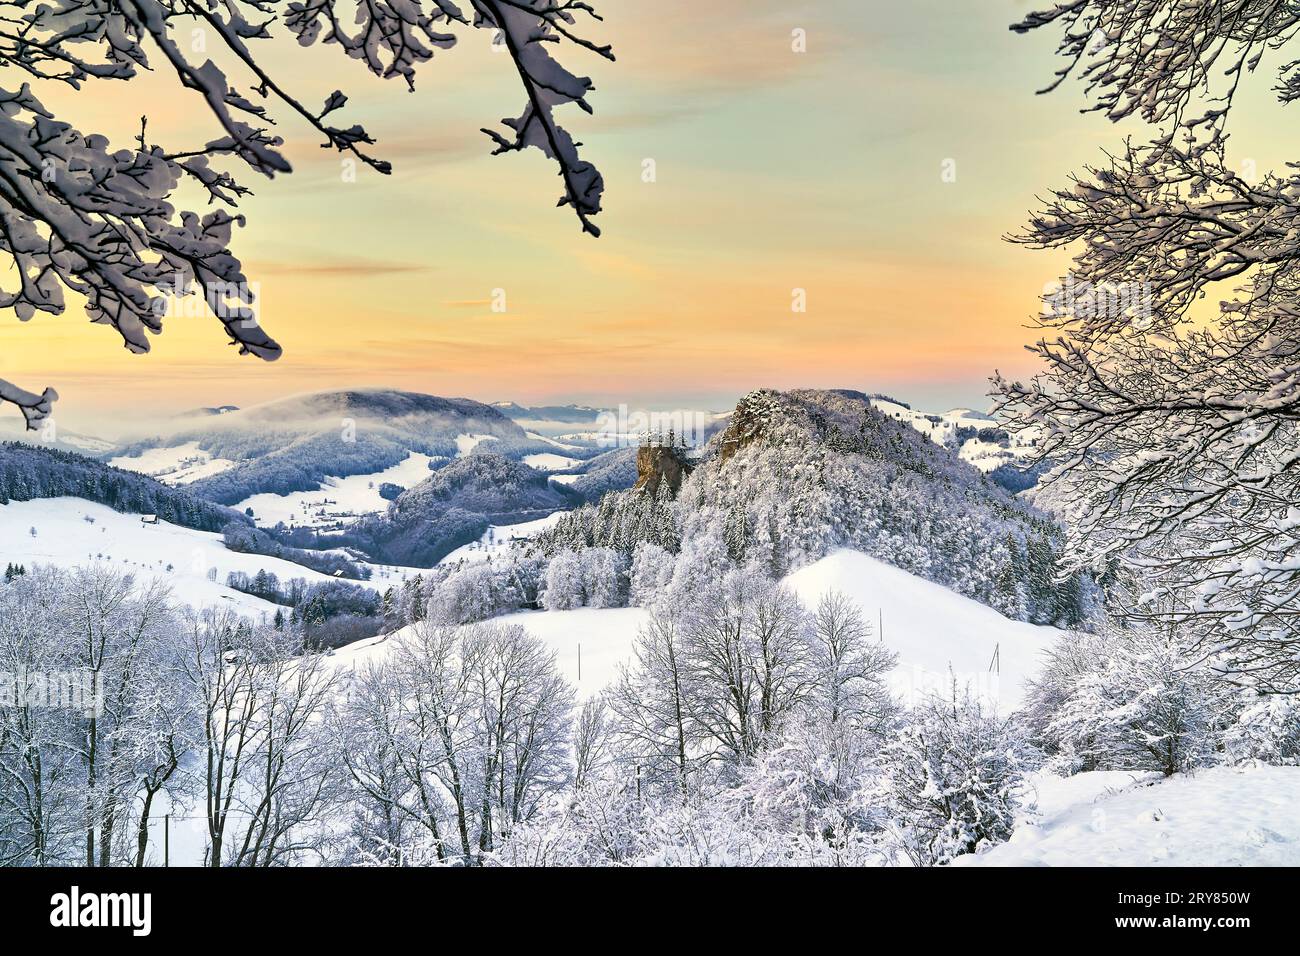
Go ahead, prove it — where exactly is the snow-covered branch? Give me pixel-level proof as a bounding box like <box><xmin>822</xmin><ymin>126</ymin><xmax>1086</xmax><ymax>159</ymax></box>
<box><xmin>0</xmin><ymin>0</ymin><xmax>611</xmax><ymax>426</ymax></box>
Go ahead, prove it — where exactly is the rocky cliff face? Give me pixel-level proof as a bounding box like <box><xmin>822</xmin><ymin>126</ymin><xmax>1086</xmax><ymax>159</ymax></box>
<box><xmin>717</xmin><ymin>391</ymin><xmax>783</xmax><ymax>463</ymax></box>
<box><xmin>633</xmin><ymin>444</ymin><xmax>693</xmax><ymax>497</ymax></box>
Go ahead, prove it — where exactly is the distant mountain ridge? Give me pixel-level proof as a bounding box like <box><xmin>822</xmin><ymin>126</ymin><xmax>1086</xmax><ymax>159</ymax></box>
<box><xmin>111</xmin><ymin>389</ymin><xmax>560</xmax><ymax>505</ymax></box>
<box><xmin>491</xmin><ymin>401</ymin><xmax>607</xmax><ymax>424</ymax></box>
<box><xmin>337</xmin><ymin>452</ymin><xmax>576</xmax><ymax>567</ymax></box>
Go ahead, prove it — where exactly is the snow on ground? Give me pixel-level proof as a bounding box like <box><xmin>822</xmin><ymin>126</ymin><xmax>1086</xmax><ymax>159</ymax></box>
<box><xmin>456</xmin><ymin>433</ymin><xmax>499</xmax><ymax>456</ymax></box>
<box><xmin>527</xmin><ymin>431</ymin><xmax>584</xmax><ymax>451</ymax></box>
<box><xmin>959</xmin><ymin>438</ymin><xmax>1025</xmax><ymax>472</ymax></box>
<box><xmin>0</xmin><ymin>498</ymin><xmax>346</xmax><ymax>617</ymax></box>
<box><xmin>440</xmin><ymin>512</ymin><xmax>568</xmax><ymax>565</ymax></box>
<box><xmin>347</xmin><ymin>548</ymin><xmax>1062</xmax><ymax>712</ymax></box>
<box><xmin>332</xmin><ymin>606</ymin><xmax>649</xmax><ymax>702</ymax></box>
<box><xmin>958</xmin><ymin>765</ymin><xmax>1300</xmax><ymax>866</ymax></box>
<box><xmin>549</xmin><ymin>474</ymin><xmax>580</xmax><ymax>486</ymax></box>
<box><xmin>236</xmin><ymin>453</ymin><xmax>438</xmax><ymax>530</ymax></box>
<box><xmin>523</xmin><ymin>452</ymin><xmax>580</xmax><ymax>471</ymax></box>
<box><xmin>110</xmin><ymin>441</ymin><xmax>237</xmax><ymax>485</ymax></box>
<box><xmin>785</xmin><ymin>549</ymin><xmax>1063</xmax><ymax>710</ymax></box>
<box><xmin>870</xmin><ymin>399</ymin><xmax>1037</xmax><ymax>474</ymax></box>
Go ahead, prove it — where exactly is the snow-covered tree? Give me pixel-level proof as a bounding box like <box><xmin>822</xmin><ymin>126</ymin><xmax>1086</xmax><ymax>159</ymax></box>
<box><xmin>180</xmin><ymin>610</ymin><xmax>343</xmax><ymax>866</ymax></box>
<box><xmin>1037</xmin><ymin>625</ymin><xmax>1225</xmax><ymax>776</ymax></box>
<box><xmin>1223</xmin><ymin>692</ymin><xmax>1300</xmax><ymax>767</ymax></box>
<box><xmin>879</xmin><ymin>684</ymin><xmax>1034</xmax><ymax>866</ymax></box>
<box><xmin>997</xmin><ymin>1</ymin><xmax>1300</xmax><ymax>687</ymax></box>
<box><xmin>542</xmin><ymin>549</ymin><xmax>586</xmax><ymax>611</ymax></box>
<box><xmin>629</xmin><ymin>541</ymin><xmax>675</xmax><ymax>607</ymax></box>
<box><xmin>0</xmin><ymin>1</ymin><xmax>611</xmax><ymax>427</ymax></box>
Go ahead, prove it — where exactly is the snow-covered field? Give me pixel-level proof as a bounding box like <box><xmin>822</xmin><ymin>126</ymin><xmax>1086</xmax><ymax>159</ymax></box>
<box><xmin>236</xmin><ymin>452</ymin><xmax>439</xmax><ymax>529</ymax></box>
<box><xmin>523</xmin><ymin>452</ymin><xmax>580</xmax><ymax>471</ymax></box>
<box><xmin>871</xmin><ymin>398</ymin><xmax>1037</xmax><ymax>474</ymax></box>
<box><xmin>786</xmin><ymin>549</ymin><xmax>1060</xmax><ymax>710</ymax></box>
<box><xmin>109</xmin><ymin>441</ymin><xmax>237</xmax><ymax>485</ymax></box>
<box><xmin>455</xmin><ymin>433</ymin><xmax>499</xmax><ymax>456</ymax></box>
<box><xmin>526</xmin><ymin>431</ymin><xmax>584</xmax><ymax>451</ymax></box>
<box><xmin>440</xmin><ymin>512</ymin><xmax>567</xmax><ymax>565</ymax></box>
<box><xmin>0</xmin><ymin>498</ymin><xmax>334</xmax><ymax>617</ymax></box>
<box><xmin>959</xmin><ymin>765</ymin><xmax>1300</xmax><ymax>867</ymax></box>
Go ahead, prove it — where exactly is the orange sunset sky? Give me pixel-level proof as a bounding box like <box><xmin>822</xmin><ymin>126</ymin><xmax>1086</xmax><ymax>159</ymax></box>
<box><xmin>2</xmin><ymin>0</ymin><xmax>1295</xmax><ymax>429</ymax></box>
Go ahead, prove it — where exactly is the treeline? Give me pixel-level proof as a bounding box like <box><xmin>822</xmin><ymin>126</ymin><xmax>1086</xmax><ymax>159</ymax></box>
<box><xmin>0</xmin><ymin>442</ymin><xmax>244</xmax><ymax>533</ymax></box>
<box><xmin>221</xmin><ymin>521</ymin><xmax>369</xmax><ymax>580</ymax></box>
<box><xmin>225</xmin><ymin>569</ymin><xmax>383</xmax><ymax>648</ymax></box>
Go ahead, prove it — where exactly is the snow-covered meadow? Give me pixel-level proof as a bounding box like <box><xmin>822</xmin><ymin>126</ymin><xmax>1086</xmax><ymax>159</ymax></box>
<box><xmin>958</xmin><ymin>766</ymin><xmax>1300</xmax><ymax>867</ymax></box>
<box><xmin>234</xmin><ymin>452</ymin><xmax>440</xmax><ymax>529</ymax></box>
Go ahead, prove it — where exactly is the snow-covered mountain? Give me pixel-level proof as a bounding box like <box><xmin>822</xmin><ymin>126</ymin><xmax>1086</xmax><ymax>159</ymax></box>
<box><xmin>541</xmin><ymin>388</ymin><xmax>1087</xmax><ymax>628</ymax></box>
<box><xmin>869</xmin><ymin>395</ymin><xmax>1038</xmax><ymax>479</ymax></box>
<box><xmin>108</xmin><ymin>389</ymin><xmax>572</xmax><ymax>514</ymax></box>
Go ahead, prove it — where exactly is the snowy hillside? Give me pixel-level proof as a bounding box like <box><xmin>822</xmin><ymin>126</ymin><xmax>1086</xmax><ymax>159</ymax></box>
<box><xmin>870</xmin><ymin>396</ymin><xmax>1037</xmax><ymax>474</ymax></box>
<box><xmin>338</xmin><ymin>548</ymin><xmax>1064</xmax><ymax>710</ymax></box>
<box><xmin>957</xmin><ymin>766</ymin><xmax>1300</xmax><ymax>866</ymax></box>
<box><xmin>110</xmin><ymin>440</ymin><xmax>236</xmax><ymax>485</ymax></box>
<box><xmin>788</xmin><ymin>550</ymin><xmax>1060</xmax><ymax>710</ymax></box>
<box><xmin>234</xmin><ymin>452</ymin><xmax>441</xmax><ymax>530</ymax></box>
<box><xmin>0</xmin><ymin>498</ymin><xmax>314</xmax><ymax>616</ymax></box>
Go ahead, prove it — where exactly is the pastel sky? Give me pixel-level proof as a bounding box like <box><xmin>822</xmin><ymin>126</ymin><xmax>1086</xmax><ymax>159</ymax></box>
<box><xmin>1</xmin><ymin>0</ymin><xmax>1293</xmax><ymax>427</ymax></box>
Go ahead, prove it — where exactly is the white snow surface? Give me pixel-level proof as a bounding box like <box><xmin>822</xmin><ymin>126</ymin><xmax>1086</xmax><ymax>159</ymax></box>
<box><xmin>523</xmin><ymin>452</ymin><xmax>580</xmax><ymax>471</ymax></box>
<box><xmin>526</xmin><ymin>431</ymin><xmax>583</xmax><ymax>451</ymax></box>
<box><xmin>235</xmin><ymin>452</ymin><xmax>438</xmax><ymax>529</ymax></box>
<box><xmin>110</xmin><ymin>441</ymin><xmax>237</xmax><ymax>485</ymax></box>
<box><xmin>0</xmin><ymin>498</ymin><xmax>337</xmax><ymax>617</ymax></box>
<box><xmin>455</xmin><ymin>433</ymin><xmax>499</xmax><ymax>456</ymax></box>
<box><xmin>958</xmin><ymin>765</ymin><xmax>1300</xmax><ymax>867</ymax></box>
<box><xmin>785</xmin><ymin>549</ymin><xmax>1060</xmax><ymax>710</ymax></box>
<box><xmin>333</xmin><ymin>606</ymin><xmax>649</xmax><ymax>702</ymax></box>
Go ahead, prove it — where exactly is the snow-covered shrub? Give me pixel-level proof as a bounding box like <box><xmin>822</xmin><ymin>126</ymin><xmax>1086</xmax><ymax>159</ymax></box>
<box><xmin>492</xmin><ymin>773</ymin><xmax>644</xmax><ymax>868</ymax></box>
<box><xmin>1224</xmin><ymin>694</ymin><xmax>1300</xmax><ymax>767</ymax></box>
<box><xmin>540</xmin><ymin>547</ymin><xmax>626</xmax><ymax>611</ymax></box>
<box><xmin>1020</xmin><ymin>629</ymin><xmax>1111</xmax><ymax>772</ymax></box>
<box><xmin>428</xmin><ymin>562</ymin><xmax>525</xmax><ymax>625</ymax></box>
<box><xmin>1038</xmin><ymin>626</ymin><xmax>1225</xmax><ymax>776</ymax></box>
<box><xmin>879</xmin><ymin>686</ymin><xmax>1035</xmax><ymax>866</ymax></box>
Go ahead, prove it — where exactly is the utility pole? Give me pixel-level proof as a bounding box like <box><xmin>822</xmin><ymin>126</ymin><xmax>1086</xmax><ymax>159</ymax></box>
<box><xmin>164</xmin><ymin>814</ymin><xmax>170</xmax><ymax>868</ymax></box>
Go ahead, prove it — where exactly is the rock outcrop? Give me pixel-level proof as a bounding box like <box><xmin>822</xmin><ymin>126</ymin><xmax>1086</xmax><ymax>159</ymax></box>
<box><xmin>633</xmin><ymin>444</ymin><xmax>693</xmax><ymax>497</ymax></box>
